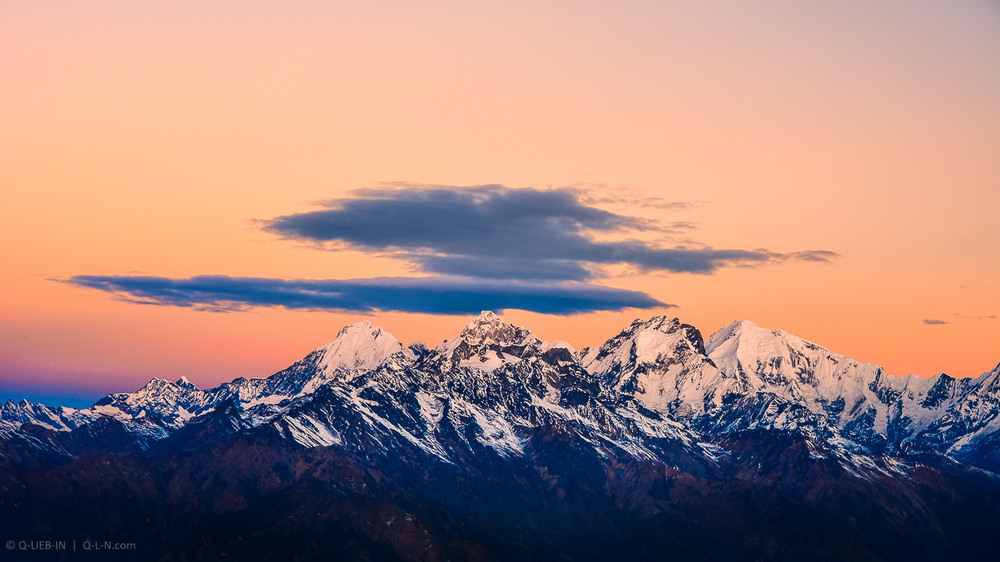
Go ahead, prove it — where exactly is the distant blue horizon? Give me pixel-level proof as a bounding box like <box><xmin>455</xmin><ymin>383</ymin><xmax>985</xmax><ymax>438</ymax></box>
<box><xmin>0</xmin><ymin>389</ymin><xmax>107</xmax><ymax>410</ymax></box>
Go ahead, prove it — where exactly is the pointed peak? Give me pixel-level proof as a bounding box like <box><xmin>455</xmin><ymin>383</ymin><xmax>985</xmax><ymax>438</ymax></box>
<box><xmin>734</xmin><ymin>320</ymin><xmax>802</xmax><ymax>342</ymax></box>
<box><xmin>336</xmin><ymin>320</ymin><xmax>381</xmax><ymax>338</ymax></box>
<box><xmin>600</xmin><ymin>316</ymin><xmax>689</xmax><ymax>346</ymax></box>
<box><xmin>329</xmin><ymin>320</ymin><xmax>393</xmax><ymax>346</ymax></box>
<box><xmin>719</xmin><ymin>319</ymin><xmax>759</xmax><ymax>333</ymax></box>
<box><xmin>706</xmin><ymin>319</ymin><xmax>854</xmax><ymax>373</ymax></box>
<box><xmin>705</xmin><ymin>320</ymin><xmax>744</xmax><ymax>348</ymax></box>
<box><xmin>611</xmin><ymin>317</ymin><xmax>692</xmax><ymax>345</ymax></box>
<box><xmin>631</xmin><ymin>316</ymin><xmax>682</xmax><ymax>332</ymax></box>
<box><xmin>319</xmin><ymin>321</ymin><xmax>402</xmax><ymax>371</ymax></box>
<box><xmin>705</xmin><ymin>320</ymin><xmax>785</xmax><ymax>351</ymax></box>
<box><xmin>460</xmin><ymin>312</ymin><xmax>537</xmax><ymax>347</ymax></box>
<box><xmin>974</xmin><ymin>362</ymin><xmax>1000</xmax><ymax>384</ymax></box>
<box><xmin>463</xmin><ymin>310</ymin><xmax>508</xmax><ymax>329</ymax></box>
<box><xmin>175</xmin><ymin>376</ymin><xmax>199</xmax><ymax>390</ymax></box>
<box><xmin>461</xmin><ymin>310</ymin><xmax>508</xmax><ymax>332</ymax></box>
<box><xmin>581</xmin><ymin>315</ymin><xmax>705</xmax><ymax>376</ymax></box>
<box><xmin>404</xmin><ymin>340</ymin><xmax>430</xmax><ymax>362</ymax></box>
<box><xmin>138</xmin><ymin>377</ymin><xmax>174</xmax><ymax>391</ymax></box>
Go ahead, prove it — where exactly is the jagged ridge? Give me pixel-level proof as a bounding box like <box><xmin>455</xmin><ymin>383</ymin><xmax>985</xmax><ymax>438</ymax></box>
<box><xmin>2</xmin><ymin>312</ymin><xmax>999</xmax><ymax>474</ymax></box>
<box><xmin>4</xmin><ymin>312</ymin><xmax>1000</xmax><ymax>560</ymax></box>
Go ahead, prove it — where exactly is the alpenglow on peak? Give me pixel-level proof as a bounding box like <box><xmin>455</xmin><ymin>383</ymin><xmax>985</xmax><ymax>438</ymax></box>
<box><xmin>317</xmin><ymin>320</ymin><xmax>403</xmax><ymax>372</ymax></box>
<box><xmin>459</xmin><ymin>311</ymin><xmax>540</xmax><ymax>347</ymax></box>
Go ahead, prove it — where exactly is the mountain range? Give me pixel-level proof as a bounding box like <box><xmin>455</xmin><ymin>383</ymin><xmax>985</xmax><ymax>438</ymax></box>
<box><xmin>2</xmin><ymin>313</ymin><xmax>999</xmax><ymax>560</ymax></box>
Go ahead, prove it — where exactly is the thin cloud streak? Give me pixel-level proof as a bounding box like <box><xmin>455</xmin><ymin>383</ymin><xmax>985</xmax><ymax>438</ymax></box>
<box><xmin>949</xmin><ymin>313</ymin><xmax>999</xmax><ymax>321</ymax></box>
<box><xmin>63</xmin><ymin>275</ymin><xmax>670</xmax><ymax>315</ymax></box>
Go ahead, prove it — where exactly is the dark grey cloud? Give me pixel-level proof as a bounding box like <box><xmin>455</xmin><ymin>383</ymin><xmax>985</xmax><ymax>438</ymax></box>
<box><xmin>416</xmin><ymin>256</ymin><xmax>593</xmax><ymax>281</ymax></box>
<box><xmin>64</xmin><ymin>275</ymin><xmax>669</xmax><ymax>315</ymax></box>
<box><xmin>64</xmin><ymin>184</ymin><xmax>840</xmax><ymax>317</ymax></box>
<box><xmin>263</xmin><ymin>185</ymin><xmax>837</xmax><ymax>281</ymax></box>
<box><xmin>923</xmin><ymin>319</ymin><xmax>949</xmax><ymax>325</ymax></box>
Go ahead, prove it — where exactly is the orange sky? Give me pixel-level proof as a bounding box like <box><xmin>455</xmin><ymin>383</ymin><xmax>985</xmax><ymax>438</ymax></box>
<box><xmin>2</xmin><ymin>1</ymin><xmax>999</xmax><ymax>405</ymax></box>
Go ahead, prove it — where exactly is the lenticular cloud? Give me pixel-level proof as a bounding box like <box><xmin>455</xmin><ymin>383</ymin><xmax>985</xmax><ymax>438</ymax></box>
<box><xmin>64</xmin><ymin>274</ymin><xmax>669</xmax><ymax>315</ymax></box>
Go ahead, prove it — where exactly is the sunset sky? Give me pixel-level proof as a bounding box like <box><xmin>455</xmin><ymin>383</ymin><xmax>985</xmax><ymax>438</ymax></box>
<box><xmin>2</xmin><ymin>1</ymin><xmax>999</xmax><ymax>407</ymax></box>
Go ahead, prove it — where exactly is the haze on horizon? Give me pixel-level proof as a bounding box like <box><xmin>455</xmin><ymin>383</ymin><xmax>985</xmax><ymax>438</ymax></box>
<box><xmin>1</xmin><ymin>1</ymin><xmax>998</xmax><ymax>407</ymax></box>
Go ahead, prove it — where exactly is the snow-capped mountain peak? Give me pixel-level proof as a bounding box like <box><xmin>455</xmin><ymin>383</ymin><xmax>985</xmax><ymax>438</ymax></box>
<box><xmin>458</xmin><ymin>311</ymin><xmax>540</xmax><ymax>347</ymax></box>
<box><xmin>3</xmin><ymin>315</ymin><xmax>1000</xmax><ymax>561</ymax></box>
<box><xmin>705</xmin><ymin>319</ymin><xmax>879</xmax><ymax>391</ymax></box>
<box><xmin>580</xmin><ymin>316</ymin><xmax>707</xmax><ymax>374</ymax></box>
<box><xmin>317</xmin><ymin>321</ymin><xmax>404</xmax><ymax>372</ymax></box>
<box><xmin>422</xmin><ymin>312</ymin><xmax>543</xmax><ymax>372</ymax></box>
<box><xmin>702</xmin><ymin>319</ymin><xmax>748</xmax><ymax>356</ymax></box>
<box><xmin>134</xmin><ymin>377</ymin><xmax>188</xmax><ymax>397</ymax></box>
<box><xmin>175</xmin><ymin>376</ymin><xmax>198</xmax><ymax>390</ymax></box>
<box><xmin>580</xmin><ymin>316</ymin><xmax>724</xmax><ymax>415</ymax></box>
<box><xmin>3</xmin><ymin>314</ymin><xmax>1000</xmax><ymax>481</ymax></box>
<box><xmin>700</xmin><ymin>320</ymin><xmax>985</xmax><ymax>448</ymax></box>
<box><xmin>95</xmin><ymin>376</ymin><xmax>206</xmax><ymax>423</ymax></box>
<box><xmin>0</xmin><ymin>399</ymin><xmax>85</xmax><ymax>432</ymax></box>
